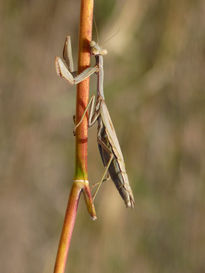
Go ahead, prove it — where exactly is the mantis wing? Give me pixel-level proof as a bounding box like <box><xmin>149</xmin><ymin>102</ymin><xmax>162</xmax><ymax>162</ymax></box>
<box><xmin>99</xmin><ymin>101</ymin><xmax>135</xmax><ymax>208</ymax></box>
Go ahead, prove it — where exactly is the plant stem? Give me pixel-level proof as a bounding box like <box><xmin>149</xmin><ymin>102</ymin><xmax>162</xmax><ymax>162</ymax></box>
<box><xmin>75</xmin><ymin>0</ymin><xmax>94</xmax><ymax>179</ymax></box>
<box><xmin>53</xmin><ymin>182</ymin><xmax>82</xmax><ymax>273</ymax></box>
<box><xmin>53</xmin><ymin>1</ymin><xmax>95</xmax><ymax>273</ymax></box>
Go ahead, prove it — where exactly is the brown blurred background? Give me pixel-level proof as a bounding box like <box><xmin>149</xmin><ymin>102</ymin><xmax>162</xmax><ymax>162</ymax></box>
<box><xmin>1</xmin><ymin>0</ymin><xmax>205</xmax><ymax>272</ymax></box>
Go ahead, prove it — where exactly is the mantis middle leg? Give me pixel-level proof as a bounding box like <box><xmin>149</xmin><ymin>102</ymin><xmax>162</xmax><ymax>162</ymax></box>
<box><xmin>73</xmin><ymin>95</ymin><xmax>101</xmax><ymax>134</ymax></box>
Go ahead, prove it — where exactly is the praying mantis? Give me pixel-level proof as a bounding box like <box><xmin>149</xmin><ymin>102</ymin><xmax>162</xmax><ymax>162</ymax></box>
<box><xmin>55</xmin><ymin>36</ymin><xmax>135</xmax><ymax>208</ymax></box>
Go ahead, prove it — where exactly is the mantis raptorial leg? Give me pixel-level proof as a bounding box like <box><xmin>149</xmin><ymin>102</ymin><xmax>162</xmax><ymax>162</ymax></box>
<box><xmin>56</xmin><ymin>57</ymin><xmax>98</xmax><ymax>85</ymax></box>
<box><xmin>63</xmin><ymin>36</ymin><xmax>74</xmax><ymax>73</ymax></box>
<box><xmin>55</xmin><ymin>36</ymin><xmax>98</xmax><ymax>85</ymax></box>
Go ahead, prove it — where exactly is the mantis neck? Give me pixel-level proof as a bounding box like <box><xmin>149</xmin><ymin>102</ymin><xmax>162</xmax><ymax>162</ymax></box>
<box><xmin>96</xmin><ymin>55</ymin><xmax>105</xmax><ymax>100</ymax></box>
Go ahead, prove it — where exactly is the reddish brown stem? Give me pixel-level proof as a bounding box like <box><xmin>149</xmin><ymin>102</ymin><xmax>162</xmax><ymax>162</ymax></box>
<box><xmin>75</xmin><ymin>0</ymin><xmax>94</xmax><ymax>178</ymax></box>
<box><xmin>53</xmin><ymin>182</ymin><xmax>82</xmax><ymax>273</ymax></box>
<box><xmin>53</xmin><ymin>1</ymin><xmax>95</xmax><ymax>273</ymax></box>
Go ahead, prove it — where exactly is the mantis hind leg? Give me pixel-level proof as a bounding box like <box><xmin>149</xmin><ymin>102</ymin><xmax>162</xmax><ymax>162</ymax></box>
<box><xmin>92</xmin><ymin>153</ymin><xmax>114</xmax><ymax>201</ymax></box>
<box><xmin>92</xmin><ymin>135</ymin><xmax>114</xmax><ymax>200</ymax></box>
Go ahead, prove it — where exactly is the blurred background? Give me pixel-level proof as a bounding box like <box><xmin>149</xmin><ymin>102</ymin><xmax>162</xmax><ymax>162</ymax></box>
<box><xmin>1</xmin><ymin>0</ymin><xmax>205</xmax><ymax>272</ymax></box>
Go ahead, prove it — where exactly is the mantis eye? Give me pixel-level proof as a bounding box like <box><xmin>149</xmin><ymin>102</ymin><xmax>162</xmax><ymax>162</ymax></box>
<box><xmin>101</xmin><ymin>49</ymin><xmax>108</xmax><ymax>55</ymax></box>
<box><xmin>90</xmin><ymin>41</ymin><xmax>96</xmax><ymax>47</ymax></box>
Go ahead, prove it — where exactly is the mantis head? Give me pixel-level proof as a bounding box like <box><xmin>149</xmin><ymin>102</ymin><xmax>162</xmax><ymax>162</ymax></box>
<box><xmin>90</xmin><ymin>41</ymin><xmax>108</xmax><ymax>56</ymax></box>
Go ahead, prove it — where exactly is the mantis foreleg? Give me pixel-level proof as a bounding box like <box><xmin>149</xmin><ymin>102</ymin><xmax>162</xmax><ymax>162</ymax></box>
<box><xmin>55</xmin><ymin>36</ymin><xmax>98</xmax><ymax>85</ymax></box>
<box><xmin>55</xmin><ymin>58</ymin><xmax>98</xmax><ymax>85</ymax></box>
<box><xmin>63</xmin><ymin>36</ymin><xmax>74</xmax><ymax>73</ymax></box>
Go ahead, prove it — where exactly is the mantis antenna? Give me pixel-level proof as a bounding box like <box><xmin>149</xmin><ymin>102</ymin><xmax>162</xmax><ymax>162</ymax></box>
<box><xmin>93</xmin><ymin>15</ymin><xmax>99</xmax><ymax>44</ymax></box>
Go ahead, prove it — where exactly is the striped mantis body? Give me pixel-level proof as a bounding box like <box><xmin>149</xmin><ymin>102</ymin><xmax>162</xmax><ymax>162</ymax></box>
<box><xmin>55</xmin><ymin>36</ymin><xmax>135</xmax><ymax>208</ymax></box>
